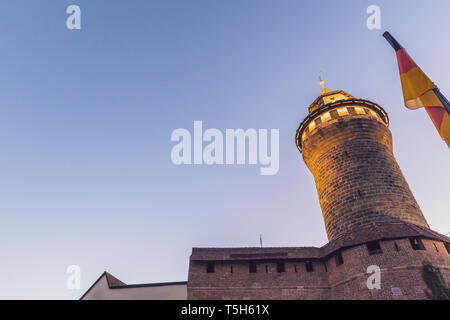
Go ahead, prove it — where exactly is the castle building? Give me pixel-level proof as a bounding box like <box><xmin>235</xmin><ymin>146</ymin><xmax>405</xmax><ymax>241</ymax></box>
<box><xmin>187</xmin><ymin>87</ymin><xmax>450</xmax><ymax>300</ymax></box>
<box><xmin>82</xmin><ymin>87</ymin><xmax>450</xmax><ymax>300</ymax></box>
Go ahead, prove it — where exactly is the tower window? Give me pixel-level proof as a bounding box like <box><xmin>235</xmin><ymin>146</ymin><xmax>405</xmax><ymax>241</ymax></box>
<box><xmin>249</xmin><ymin>262</ymin><xmax>257</xmax><ymax>273</ymax></box>
<box><xmin>265</xmin><ymin>265</ymin><xmax>268</xmax><ymax>273</ymax></box>
<box><xmin>230</xmin><ymin>265</ymin><xmax>233</xmax><ymax>274</ymax></box>
<box><xmin>354</xmin><ymin>107</ymin><xmax>366</xmax><ymax>115</ymax></box>
<box><xmin>330</xmin><ymin>110</ymin><xmax>339</xmax><ymax>119</ymax></box>
<box><xmin>444</xmin><ymin>243</ymin><xmax>450</xmax><ymax>254</ymax></box>
<box><xmin>337</xmin><ymin>107</ymin><xmax>349</xmax><ymax>116</ymax></box>
<box><xmin>347</xmin><ymin>107</ymin><xmax>356</xmax><ymax>114</ymax></box>
<box><xmin>335</xmin><ymin>252</ymin><xmax>344</xmax><ymax>266</ymax></box>
<box><xmin>369</xmin><ymin>110</ymin><xmax>379</xmax><ymax>118</ymax></box>
<box><xmin>409</xmin><ymin>237</ymin><xmax>425</xmax><ymax>251</ymax></box>
<box><xmin>305</xmin><ymin>261</ymin><xmax>314</xmax><ymax>272</ymax></box>
<box><xmin>321</xmin><ymin>112</ymin><xmax>331</xmax><ymax>122</ymax></box>
<box><xmin>367</xmin><ymin>241</ymin><xmax>382</xmax><ymax>255</ymax></box>
<box><xmin>206</xmin><ymin>262</ymin><xmax>215</xmax><ymax>273</ymax></box>
<box><xmin>324</xmin><ymin>262</ymin><xmax>328</xmax><ymax>272</ymax></box>
<box><xmin>294</xmin><ymin>264</ymin><xmax>298</xmax><ymax>272</ymax></box>
<box><xmin>277</xmin><ymin>262</ymin><xmax>285</xmax><ymax>273</ymax></box>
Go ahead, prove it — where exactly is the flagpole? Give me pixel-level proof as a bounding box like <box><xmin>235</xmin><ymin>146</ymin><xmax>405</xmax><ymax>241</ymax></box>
<box><xmin>382</xmin><ymin>32</ymin><xmax>403</xmax><ymax>51</ymax></box>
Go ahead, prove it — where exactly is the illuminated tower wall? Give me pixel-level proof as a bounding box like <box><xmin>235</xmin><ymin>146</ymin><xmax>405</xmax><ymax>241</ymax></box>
<box><xmin>297</xmin><ymin>89</ymin><xmax>429</xmax><ymax>241</ymax></box>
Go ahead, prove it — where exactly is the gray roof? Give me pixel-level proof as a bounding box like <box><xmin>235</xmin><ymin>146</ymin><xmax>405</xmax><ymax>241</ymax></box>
<box><xmin>191</xmin><ymin>221</ymin><xmax>450</xmax><ymax>262</ymax></box>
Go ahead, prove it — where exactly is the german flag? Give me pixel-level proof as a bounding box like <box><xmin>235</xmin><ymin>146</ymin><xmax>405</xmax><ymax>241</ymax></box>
<box><xmin>383</xmin><ymin>31</ymin><xmax>450</xmax><ymax>148</ymax></box>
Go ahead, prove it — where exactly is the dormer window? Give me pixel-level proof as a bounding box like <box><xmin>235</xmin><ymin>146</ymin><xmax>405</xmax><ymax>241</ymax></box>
<box><xmin>367</xmin><ymin>241</ymin><xmax>382</xmax><ymax>255</ymax></box>
<box><xmin>410</xmin><ymin>237</ymin><xmax>425</xmax><ymax>250</ymax></box>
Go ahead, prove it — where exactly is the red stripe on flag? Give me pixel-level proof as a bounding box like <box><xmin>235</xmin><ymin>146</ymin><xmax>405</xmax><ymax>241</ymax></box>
<box><xmin>396</xmin><ymin>49</ymin><xmax>418</xmax><ymax>74</ymax></box>
<box><xmin>426</xmin><ymin>106</ymin><xmax>445</xmax><ymax>130</ymax></box>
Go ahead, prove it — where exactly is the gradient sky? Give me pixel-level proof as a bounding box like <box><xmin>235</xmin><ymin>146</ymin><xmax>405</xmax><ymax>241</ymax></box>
<box><xmin>0</xmin><ymin>0</ymin><xmax>449</xmax><ymax>299</ymax></box>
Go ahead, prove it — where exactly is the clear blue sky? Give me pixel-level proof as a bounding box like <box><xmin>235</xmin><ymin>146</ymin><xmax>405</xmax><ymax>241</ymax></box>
<box><xmin>0</xmin><ymin>0</ymin><xmax>448</xmax><ymax>299</ymax></box>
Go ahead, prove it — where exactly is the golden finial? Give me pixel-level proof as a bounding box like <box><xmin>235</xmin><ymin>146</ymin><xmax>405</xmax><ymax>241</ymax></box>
<box><xmin>319</xmin><ymin>72</ymin><xmax>325</xmax><ymax>90</ymax></box>
<box><xmin>318</xmin><ymin>72</ymin><xmax>330</xmax><ymax>95</ymax></box>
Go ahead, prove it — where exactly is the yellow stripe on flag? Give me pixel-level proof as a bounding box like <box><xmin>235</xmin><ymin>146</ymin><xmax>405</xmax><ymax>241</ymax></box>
<box><xmin>440</xmin><ymin>112</ymin><xmax>450</xmax><ymax>148</ymax></box>
<box><xmin>400</xmin><ymin>67</ymin><xmax>436</xmax><ymax>106</ymax></box>
<box><xmin>406</xmin><ymin>90</ymin><xmax>444</xmax><ymax>109</ymax></box>
<box><xmin>425</xmin><ymin>107</ymin><xmax>450</xmax><ymax>148</ymax></box>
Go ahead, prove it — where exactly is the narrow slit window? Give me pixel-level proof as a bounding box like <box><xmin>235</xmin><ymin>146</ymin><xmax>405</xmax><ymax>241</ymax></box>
<box><xmin>277</xmin><ymin>262</ymin><xmax>285</xmax><ymax>273</ymax></box>
<box><xmin>206</xmin><ymin>262</ymin><xmax>215</xmax><ymax>273</ymax></box>
<box><xmin>433</xmin><ymin>243</ymin><xmax>439</xmax><ymax>252</ymax></box>
<box><xmin>305</xmin><ymin>261</ymin><xmax>314</xmax><ymax>272</ymax></box>
<box><xmin>249</xmin><ymin>262</ymin><xmax>257</xmax><ymax>273</ymax></box>
<box><xmin>335</xmin><ymin>252</ymin><xmax>344</xmax><ymax>266</ymax></box>
<box><xmin>394</xmin><ymin>242</ymin><xmax>400</xmax><ymax>252</ymax></box>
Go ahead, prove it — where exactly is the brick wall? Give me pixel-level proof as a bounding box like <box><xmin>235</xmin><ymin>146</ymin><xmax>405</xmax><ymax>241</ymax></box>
<box><xmin>301</xmin><ymin>112</ymin><xmax>429</xmax><ymax>240</ymax></box>
<box><xmin>187</xmin><ymin>239</ymin><xmax>450</xmax><ymax>300</ymax></box>
<box><xmin>188</xmin><ymin>259</ymin><xmax>331</xmax><ymax>300</ymax></box>
<box><xmin>328</xmin><ymin>238</ymin><xmax>450</xmax><ymax>299</ymax></box>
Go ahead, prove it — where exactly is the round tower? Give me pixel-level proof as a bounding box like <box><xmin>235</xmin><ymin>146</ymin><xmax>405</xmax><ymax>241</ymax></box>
<box><xmin>296</xmin><ymin>87</ymin><xmax>429</xmax><ymax>241</ymax></box>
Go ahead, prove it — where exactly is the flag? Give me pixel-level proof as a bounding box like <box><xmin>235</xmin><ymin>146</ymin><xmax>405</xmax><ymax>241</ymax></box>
<box><xmin>383</xmin><ymin>31</ymin><xmax>450</xmax><ymax>148</ymax></box>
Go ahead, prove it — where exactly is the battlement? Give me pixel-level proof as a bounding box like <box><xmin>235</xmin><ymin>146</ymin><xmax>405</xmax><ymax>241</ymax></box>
<box><xmin>187</xmin><ymin>229</ymin><xmax>450</xmax><ymax>299</ymax></box>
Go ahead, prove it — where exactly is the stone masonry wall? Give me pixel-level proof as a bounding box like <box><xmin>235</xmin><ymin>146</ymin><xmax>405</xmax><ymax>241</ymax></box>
<box><xmin>187</xmin><ymin>239</ymin><xmax>450</xmax><ymax>300</ymax></box>
<box><xmin>301</xmin><ymin>114</ymin><xmax>429</xmax><ymax>240</ymax></box>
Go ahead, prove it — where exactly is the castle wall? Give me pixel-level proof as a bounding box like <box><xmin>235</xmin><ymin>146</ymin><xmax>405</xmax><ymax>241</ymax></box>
<box><xmin>187</xmin><ymin>239</ymin><xmax>450</xmax><ymax>300</ymax></box>
<box><xmin>327</xmin><ymin>238</ymin><xmax>450</xmax><ymax>299</ymax></box>
<box><xmin>188</xmin><ymin>259</ymin><xmax>331</xmax><ymax>300</ymax></box>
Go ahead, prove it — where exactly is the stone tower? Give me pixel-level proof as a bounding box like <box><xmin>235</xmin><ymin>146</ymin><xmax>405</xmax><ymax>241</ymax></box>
<box><xmin>296</xmin><ymin>87</ymin><xmax>429</xmax><ymax>240</ymax></box>
<box><xmin>186</xmin><ymin>86</ymin><xmax>450</xmax><ymax>301</ymax></box>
